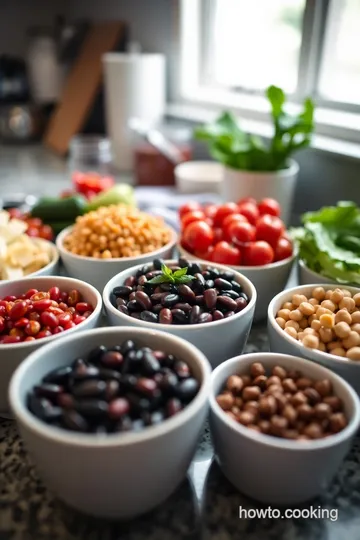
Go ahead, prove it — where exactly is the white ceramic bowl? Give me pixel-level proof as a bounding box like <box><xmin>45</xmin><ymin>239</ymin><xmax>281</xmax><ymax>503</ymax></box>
<box><xmin>178</xmin><ymin>244</ymin><xmax>294</xmax><ymax>322</ymax></box>
<box><xmin>209</xmin><ymin>352</ymin><xmax>360</xmax><ymax>505</ymax></box>
<box><xmin>56</xmin><ymin>225</ymin><xmax>177</xmax><ymax>293</ymax></box>
<box><xmin>9</xmin><ymin>326</ymin><xmax>211</xmax><ymax>519</ymax></box>
<box><xmin>174</xmin><ymin>161</ymin><xmax>223</xmax><ymax>194</ymax></box>
<box><xmin>268</xmin><ymin>283</ymin><xmax>360</xmax><ymax>394</ymax></box>
<box><xmin>298</xmin><ymin>259</ymin><xmax>335</xmax><ymax>286</ymax></box>
<box><xmin>1</xmin><ymin>238</ymin><xmax>60</xmax><ymax>282</ymax></box>
<box><xmin>103</xmin><ymin>260</ymin><xmax>256</xmax><ymax>369</ymax></box>
<box><xmin>0</xmin><ymin>276</ymin><xmax>102</xmax><ymax>415</ymax></box>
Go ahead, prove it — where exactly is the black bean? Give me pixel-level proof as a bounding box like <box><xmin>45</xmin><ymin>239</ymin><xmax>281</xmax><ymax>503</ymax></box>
<box><xmin>136</xmin><ymin>264</ymin><xmax>152</xmax><ymax>278</ymax></box>
<box><xmin>204</xmin><ymin>288</ymin><xmax>217</xmax><ymax>309</ymax></box>
<box><xmin>113</xmin><ymin>285</ymin><xmax>132</xmax><ymax>297</ymax></box>
<box><xmin>127</xmin><ymin>393</ymin><xmax>151</xmax><ymax>413</ymax></box>
<box><xmin>117</xmin><ymin>305</ymin><xmax>129</xmax><ymax>316</ymax></box>
<box><xmin>160</xmin><ymin>283</ymin><xmax>174</xmax><ymax>292</ymax></box>
<box><xmin>214</xmin><ymin>278</ymin><xmax>232</xmax><ymax>290</ymax></box>
<box><xmin>205</xmin><ymin>279</ymin><xmax>215</xmax><ymax>289</ymax></box>
<box><xmin>163</xmin><ymin>354</ymin><xmax>176</xmax><ymax>368</ymax></box>
<box><xmin>72</xmin><ymin>357</ymin><xmax>88</xmax><ymax>370</ymax></box>
<box><xmin>162</xmin><ymin>294</ymin><xmax>180</xmax><ymax>307</ymax></box>
<box><xmin>171</xmin><ymin>308</ymin><xmax>187</xmax><ymax>323</ymax></box>
<box><xmin>219</xmin><ymin>270</ymin><xmax>235</xmax><ymax>281</ymax></box>
<box><xmin>193</xmin><ymin>273</ymin><xmax>205</xmax><ymax>290</ymax></box>
<box><xmin>199</xmin><ymin>312</ymin><xmax>213</xmax><ymax>324</ymax></box>
<box><xmin>105</xmin><ymin>380</ymin><xmax>120</xmax><ymax>401</ymax></box>
<box><xmin>176</xmin><ymin>378</ymin><xmax>199</xmax><ymax>402</ymax></box>
<box><xmin>76</xmin><ymin>400</ymin><xmax>108</xmax><ymax>418</ymax></box>
<box><xmin>124</xmin><ymin>276</ymin><xmax>136</xmax><ymax>287</ymax></box>
<box><xmin>142</xmin><ymin>351</ymin><xmax>161</xmax><ymax>375</ymax></box>
<box><xmin>137</xmin><ymin>275</ymin><xmax>148</xmax><ymax>286</ymax></box>
<box><xmin>129</xmin><ymin>291</ymin><xmax>136</xmax><ymax>301</ymax></box>
<box><xmin>44</xmin><ymin>406</ymin><xmax>63</xmax><ymax>422</ymax></box>
<box><xmin>121</xmin><ymin>339</ymin><xmax>136</xmax><ymax>356</ymax></box>
<box><xmin>236</xmin><ymin>297</ymin><xmax>248</xmax><ymax>311</ymax></box>
<box><xmin>159</xmin><ymin>373</ymin><xmax>178</xmax><ymax>395</ymax></box>
<box><xmin>115</xmin><ymin>415</ymin><xmax>133</xmax><ymax>432</ymax></box>
<box><xmin>222</xmin><ymin>290</ymin><xmax>239</xmax><ymax>300</ymax></box>
<box><xmin>206</xmin><ymin>267</ymin><xmax>219</xmax><ymax>278</ymax></box>
<box><xmin>108</xmin><ymin>398</ymin><xmax>130</xmax><ymax>419</ymax></box>
<box><xmin>58</xmin><ymin>393</ymin><xmax>75</xmax><ymax>409</ymax></box>
<box><xmin>174</xmin><ymin>302</ymin><xmax>192</xmax><ymax>313</ymax></box>
<box><xmin>140</xmin><ymin>311</ymin><xmax>159</xmax><ymax>323</ymax></box>
<box><xmin>122</xmin><ymin>374</ymin><xmax>137</xmax><ymax>390</ymax></box>
<box><xmin>213</xmin><ymin>310</ymin><xmax>224</xmax><ymax>321</ymax></box>
<box><xmin>116</xmin><ymin>297</ymin><xmax>127</xmax><ymax>307</ymax></box>
<box><xmin>110</xmin><ymin>292</ymin><xmax>117</xmax><ymax>306</ymax></box>
<box><xmin>151</xmin><ymin>292</ymin><xmax>166</xmax><ymax>303</ymax></box>
<box><xmin>101</xmin><ymin>351</ymin><xmax>124</xmax><ymax>369</ymax></box>
<box><xmin>239</xmin><ymin>292</ymin><xmax>249</xmax><ymax>302</ymax></box>
<box><xmin>190</xmin><ymin>305</ymin><xmax>201</xmax><ymax>324</ymax></box>
<box><xmin>142</xmin><ymin>410</ymin><xmax>164</xmax><ymax>426</ymax></box>
<box><xmin>159</xmin><ymin>308</ymin><xmax>173</xmax><ymax>324</ymax></box>
<box><xmin>71</xmin><ymin>366</ymin><xmax>100</xmax><ymax>381</ymax></box>
<box><xmin>166</xmin><ymin>398</ymin><xmax>183</xmax><ymax>417</ymax></box>
<box><xmin>194</xmin><ymin>295</ymin><xmax>204</xmax><ymax>305</ymax></box>
<box><xmin>202</xmin><ymin>271</ymin><xmax>212</xmax><ymax>280</ymax></box>
<box><xmin>177</xmin><ymin>284</ymin><xmax>195</xmax><ymax>301</ymax></box>
<box><xmin>188</xmin><ymin>262</ymin><xmax>202</xmax><ymax>275</ymax></box>
<box><xmin>43</xmin><ymin>366</ymin><xmax>72</xmax><ymax>385</ymax></box>
<box><xmin>231</xmin><ymin>280</ymin><xmax>242</xmax><ymax>293</ymax></box>
<box><xmin>62</xmin><ymin>410</ymin><xmax>88</xmax><ymax>432</ymax></box>
<box><xmin>132</xmin><ymin>419</ymin><xmax>145</xmax><ymax>431</ymax></box>
<box><xmin>153</xmin><ymin>258</ymin><xmax>164</xmax><ymax>270</ymax></box>
<box><xmin>145</xmin><ymin>270</ymin><xmax>162</xmax><ymax>280</ymax></box>
<box><xmin>72</xmin><ymin>380</ymin><xmax>107</xmax><ymax>398</ymax></box>
<box><xmin>127</xmin><ymin>300</ymin><xmax>142</xmax><ymax>312</ymax></box>
<box><xmin>97</xmin><ymin>368</ymin><xmax>121</xmax><ymax>382</ymax></box>
<box><xmin>135</xmin><ymin>378</ymin><xmax>160</xmax><ymax>398</ymax></box>
<box><xmin>34</xmin><ymin>384</ymin><xmax>63</xmax><ymax>401</ymax></box>
<box><xmin>217</xmin><ymin>295</ymin><xmax>237</xmax><ymax>310</ymax></box>
<box><xmin>178</xmin><ymin>257</ymin><xmax>190</xmax><ymax>268</ymax></box>
<box><xmin>28</xmin><ymin>394</ymin><xmax>53</xmax><ymax>420</ymax></box>
<box><xmin>174</xmin><ymin>360</ymin><xmax>191</xmax><ymax>379</ymax></box>
<box><xmin>152</xmin><ymin>304</ymin><xmax>163</xmax><ymax>314</ymax></box>
<box><xmin>130</xmin><ymin>313</ymin><xmax>141</xmax><ymax>319</ymax></box>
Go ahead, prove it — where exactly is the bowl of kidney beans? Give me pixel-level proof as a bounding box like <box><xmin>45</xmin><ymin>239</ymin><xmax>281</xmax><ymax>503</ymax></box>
<box><xmin>9</xmin><ymin>326</ymin><xmax>211</xmax><ymax>519</ymax></box>
<box><xmin>0</xmin><ymin>276</ymin><xmax>102</xmax><ymax>415</ymax></box>
<box><xmin>103</xmin><ymin>258</ymin><xmax>257</xmax><ymax>369</ymax></box>
<box><xmin>209</xmin><ymin>352</ymin><xmax>360</xmax><ymax>506</ymax></box>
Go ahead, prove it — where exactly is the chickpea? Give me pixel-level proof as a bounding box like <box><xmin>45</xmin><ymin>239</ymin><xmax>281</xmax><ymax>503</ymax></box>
<box><xmin>342</xmin><ymin>331</ymin><xmax>360</xmax><ymax>349</ymax></box>
<box><xmin>330</xmin><ymin>288</ymin><xmax>344</xmax><ymax>304</ymax></box>
<box><xmin>325</xmin><ymin>290</ymin><xmax>333</xmax><ymax>300</ymax></box>
<box><xmin>321</xmin><ymin>300</ymin><xmax>337</xmax><ymax>312</ymax></box>
<box><xmin>297</xmin><ymin>331</ymin><xmax>305</xmax><ymax>341</ymax></box>
<box><xmin>250</xmin><ymin>362</ymin><xmax>265</xmax><ymax>378</ymax></box>
<box><xmin>319</xmin><ymin>313</ymin><xmax>335</xmax><ymax>329</ymax></box>
<box><xmin>276</xmin><ymin>317</ymin><xmax>286</xmax><ymax>329</ymax></box>
<box><xmin>318</xmin><ymin>342</ymin><xmax>326</xmax><ymax>352</ymax></box>
<box><xmin>351</xmin><ymin>311</ymin><xmax>360</xmax><ymax>324</ymax></box>
<box><xmin>299</xmin><ymin>318</ymin><xmax>309</xmax><ymax>329</ymax></box>
<box><xmin>292</xmin><ymin>294</ymin><xmax>308</xmax><ymax>307</ymax></box>
<box><xmin>216</xmin><ymin>393</ymin><xmax>234</xmax><ymax>410</ymax></box>
<box><xmin>226</xmin><ymin>375</ymin><xmax>244</xmax><ymax>393</ymax></box>
<box><xmin>289</xmin><ymin>309</ymin><xmax>303</xmax><ymax>322</ymax></box>
<box><xmin>237</xmin><ymin>411</ymin><xmax>256</xmax><ymax>426</ymax></box>
<box><xmin>302</xmin><ymin>334</ymin><xmax>319</xmax><ymax>349</ymax></box>
<box><xmin>353</xmin><ymin>293</ymin><xmax>360</xmax><ymax>307</ymax></box>
<box><xmin>314</xmin><ymin>379</ymin><xmax>332</xmax><ymax>397</ymax></box>
<box><xmin>253</xmin><ymin>375</ymin><xmax>267</xmax><ymax>390</ymax></box>
<box><xmin>278</xmin><ymin>308</ymin><xmax>291</xmax><ymax>321</ymax></box>
<box><xmin>330</xmin><ymin>347</ymin><xmax>346</xmax><ymax>357</ymax></box>
<box><xmin>272</xmin><ymin>366</ymin><xmax>287</xmax><ymax>379</ymax></box>
<box><xmin>299</xmin><ymin>302</ymin><xmax>315</xmax><ymax>316</ymax></box>
<box><xmin>296</xmin><ymin>377</ymin><xmax>313</xmax><ymax>389</ymax></box>
<box><xmin>310</xmin><ymin>319</ymin><xmax>322</xmax><ymax>332</ymax></box>
<box><xmin>303</xmin><ymin>327</ymin><xmax>317</xmax><ymax>335</ymax></box>
<box><xmin>308</xmin><ymin>314</ymin><xmax>317</xmax><ymax>325</ymax></box>
<box><xmin>309</xmin><ymin>298</ymin><xmax>319</xmax><ymax>306</ymax></box>
<box><xmin>341</xmin><ymin>289</ymin><xmax>352</xmax><ymax>298</ymax></box>
<box><xmin>335</xmin><ymin>309</ymin><xmax>352</xmax><ymax>325</ymax></box>
<box><xmin>242</xmin><ymin>386</ymin><xmax>261</xmax><ymax>401</ymax></box>
<box><xmin>312</xmin><ymin>287</ymin><xmax>326</xmax><ymax>301</ymax></box>
<box><xmin>327</xmin><ymin>340</ymin><xmax>342</xmax><ymax>351</ymax></box>
<box><xmin>283</xmin><ymin>302</ymin><xmax>294</xmax><ymax>310</ymax></box>
<box><xmin>334</xmin><ymin>322</ymin><xmax>351</xmax><ymax>339</ymax></box>
<box><xmin>351</xmin><ymin>323</ymin><xmax>360</xmax><ymax>334</ymax></box>
<box><xmin>319</xmin><ymin>327</ymin><xmax>333</xmax><ymax>343</ymax></box>
<box><xmin>346</xmin><ymin>347</ymin><xmax>360</xmax><ymax>361</ymax></box>
<box><xmin>316</xmin><ymin>306</ymin><xmax>332</xmax><ymax>318</ymax></box>
<box><xmin>339</xmin><ymin>297</ymin><xmax>355</xmax><ymax>313</ymax></box>
<box><xmin>284</xmin><ymin>327</ymin><xmax>298</xmax><ymax>339</ymax></box>
<box><xmin>285</xmin><ymin>320</ymin><xmax>300</xmax><ymax>331</ymax></box>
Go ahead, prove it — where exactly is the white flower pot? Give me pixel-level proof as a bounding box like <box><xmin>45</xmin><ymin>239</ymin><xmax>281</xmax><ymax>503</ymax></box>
<box><xmin>222</xmin><ymin>159</ymin><xmax>299</xmax><ymax>225</ymax></box>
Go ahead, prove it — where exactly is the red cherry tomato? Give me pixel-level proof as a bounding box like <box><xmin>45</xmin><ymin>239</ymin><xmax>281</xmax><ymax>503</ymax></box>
<box><xmin>194</xmin><ymin>245</ymin><xmax>214</xmax><ymax>262</ymax></box>
<box><xmin>25</xmin><ymin>217</ymin><xmax>43</xmax><ymax>228</ymax></box>
<box><xmin>274</xmin><ymin>237</ymin><xmax>293</xmax><ymax>261</ymax></box>
<box><xmin>213</xmin><ymin>203</ymin><xmax>239</xmax><ymax>227</ymax></box>
<box><xmin>179</xmin><ymin>201</ymin><xmax>202</xmax><ymax>220</ymax></box>
<box><xmin>212</xmin><ymin>241</ymin><xmax>241</xmax><ymax>266</ymax></box>
<box><xmin>256</xmin><ymin>214</ymin><xmax>285</xmax><ymax>248</ymax></box>
<box><xmin>243</xmin><ymin>241</ymin><xmax>274</xmax><ymax>266</ymax></box>
<box><xmin>237</xmin><ymin>197</ymin><xmax>257</xmax><ymax>207</ymax></box>
<box><xmin>212</xmin><ymin>228</ymin><xmax>224</xmax><ymax>245</ymax></box>
<box><xmin>7</xmin><ymin>208</ymin><xmax>24</xmax><ymax>219</ymax></box>
<box><xmin>26</xmin><ymin>227</ymin><xmax>40</xmax><ymax>238</ymax></box>
<box><xmin>181</xmin><ymin>210</ymin><xmax>206</xmax><ymax>230</ymax></box>
<box><xmin>183</xmin><ymin>221</ymin><xmax>214</xmax><ymax>251</ymax></box>
<box><xmin>237</xmin><ymin>202</ymin><xmax>259</xmax><ymax>225</ymax></box>
<box><xmin>39</xmin><ymin>225</ymin><xmax>54</xmax><ymax>241</ymax></box>
<box><xmin>181</xmin><ymin>239</ymin><xmax>193</xmax><ymax>254</ymax></box>
<box><xmin>203</xmin><ymin>204</ymin><xmax>218</xmax><ymax>220</ymax></box>
<box><xmin>228</xmin><ymin>221</ymin><xmax>256</xmax><ymax>245</ymax></box>
<box><xmin>222</xmin><ymin>213</ymin><xmax>248</xmax><ymax>241</ymax></box>
<box><xmin>258</xmin><ymin>198</ymin><xmax>281</xmax><ymax>217</ymax></box>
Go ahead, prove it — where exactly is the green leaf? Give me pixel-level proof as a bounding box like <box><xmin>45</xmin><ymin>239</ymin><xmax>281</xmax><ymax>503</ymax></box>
<box><xmin>147</xmin><ymin>275</ymin><xmax>172</xmax><ymax>285</ymax></box>
<box><xmin>173</xmin><ymin>267</ymin><xmax>188</xmax><ymax>278</ymax></box>
<box><xmin>266</xmin><ymin>85</ymin><xmax>285</xmax><ymax>118</ymax></box>
<box><xmin>161</xmin><ymin>264</ymin><xmax>173</xmax><ymax>277</ymax></box>
<box><xmin>175</xmin><ymin>275</ymin><xmax>195</xmax><ymax>284</ymax></box>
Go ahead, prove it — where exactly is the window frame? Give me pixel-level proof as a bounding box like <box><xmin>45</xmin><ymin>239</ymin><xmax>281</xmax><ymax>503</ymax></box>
<box><xmin>178</xmin><ymin>0</ymin><xmax>360</xmax><ymax>144</ymax></box>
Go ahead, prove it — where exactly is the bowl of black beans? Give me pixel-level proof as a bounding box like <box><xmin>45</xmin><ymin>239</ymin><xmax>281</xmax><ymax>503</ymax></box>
<box><xmin>9</xmin><ymin>326</ymin><xmax>211</xmax><ymax>519</ymax></box>
<box><xmin>103</xmin><ymin>258</ymin><xmax>257</xmax><ymax>368</ymax></box>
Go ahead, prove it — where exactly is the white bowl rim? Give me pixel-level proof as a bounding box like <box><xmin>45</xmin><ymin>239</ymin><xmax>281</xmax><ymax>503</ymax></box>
<box><xmin>298</xmin><ymin>258</ymin><xmax>355</xmax><ymax>285</ymax></box>
<box><xmin>0</xmin><ymin>275</ymin><xmax>102</xmax><ymax>350</ymax></box>
<box><xmin>0</xmin><ymin>238</ymin><xmax>60</xmax><ymax>283</ymax></box>
<box><xmin>209</xmin><ymin>352</ymin><xmax>360</xmax><ymax>451</ymax></box>
<box><xmin>9</xmin><ymin>326</ymin><xmax>212</xmax><ymax>448</ymax></box>
<box><xmin>225</xmin><ymin>158</ymin><xmax>299</xmax><ymax>177</ymax></box>
<box><xmin>103</xmin><ymin>259</ymin><xmax>257</xmax><ymax>332</ymax></box>
<box><xmin>178</xmin><ymin>243</ymin><xmax>295</xmax><ymax>272</ymax></box>
<box><xmin>57</xmin><ymin>224</ymin><xmax>177</xmax><ymax>263</ymax></box>
<box><xmin>268</xmin><ymin>283</ymin><xmax>360</xmax><ymax>367</ymax></box>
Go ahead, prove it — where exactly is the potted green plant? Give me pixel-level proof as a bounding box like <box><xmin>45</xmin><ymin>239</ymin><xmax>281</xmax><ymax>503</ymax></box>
<box><xmin>194</xmin><ymin>86</ymin><xmax>315</xmax><ymax>224</ymax></box>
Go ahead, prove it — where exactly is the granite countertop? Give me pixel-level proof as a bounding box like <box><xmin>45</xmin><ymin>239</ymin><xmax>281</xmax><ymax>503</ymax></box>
<box><xmin>1</xmin><ymin>145</ymin><xmax>360</xmax><ymax>539</ymax></box>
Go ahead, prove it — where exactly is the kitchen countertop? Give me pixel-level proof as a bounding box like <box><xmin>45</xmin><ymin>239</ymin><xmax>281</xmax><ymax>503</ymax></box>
<box><xmin>1</xmin><ymin>144</ymin><xmax>360</xmax><ymax>539</ymax></box>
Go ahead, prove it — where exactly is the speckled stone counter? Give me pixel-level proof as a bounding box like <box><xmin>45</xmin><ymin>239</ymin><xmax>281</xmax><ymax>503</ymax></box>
<box><xmin>2</xmin><ymin>323</ymin><xmax>360</xmax><ymax>540</ymax></box>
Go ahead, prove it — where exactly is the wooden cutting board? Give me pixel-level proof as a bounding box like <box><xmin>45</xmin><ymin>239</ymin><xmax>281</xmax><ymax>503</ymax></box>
<box><xmin>44</xmin><ymin>21</ymin><xmax>127</xmax><ymax>156</ymax></box>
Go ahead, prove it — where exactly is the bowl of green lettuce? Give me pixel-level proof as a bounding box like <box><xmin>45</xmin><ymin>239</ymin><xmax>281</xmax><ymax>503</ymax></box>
<box><xmin>292</xmin><ymin>201</ymin><xmax>360</xmax><ymax>286</ymax></box>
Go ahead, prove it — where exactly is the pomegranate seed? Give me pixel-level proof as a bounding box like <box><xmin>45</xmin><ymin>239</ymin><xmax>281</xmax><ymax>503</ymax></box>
<box><xmin>29</xmin><ymin>312</ymin><xmax>40</xmax><ymax>322</ymax></box>
<box><xmin>49</xmin><ymin>287</ymin><xmax>61</xmax><ymax>301</ymax></box>
<box><xmin>67</xmin><ymin>289</ymin><xmax>80</xmax><ymax>306</ymax></box>
<box><xmin>75</xmin><ymin>302</ymin><xmax>92</xmax><ymax>314</ymax></box>
<box><xmin>9</xmin><ymin>301</ymin><xmax>28</xmax><ymax>321</ymax></box>
<box><xmin>58</xmin><ymin>313</ymin><xmax>71</xmax><ymax>325</ymax></box>
<box><xmin>48</xmin><ymin>307</ymin><xmax>64</xmax><ymax>316</ymax></box>
<box><xmin>3</xmin><ymin>295</ymin><xmax>16</xmax><ymax>302</ymax></box>
<box><xmin>36</xmin><ymin>330</ymin><xmax>52</xmax><ymax>339</ymax></box>
<box><xmin>0</xmin><ymin>316</ymin><xmax>4</xmax><ymax>332</ymax></box>
<box><xmin>32</xmin><ymin>299</ymin><xmax>52</xmax><ymax>312</ymax></box>
<box><xmin>0</xmin><ymin>306</ymin><xmax>5</xmax><ymax>316</ymax></box>
<box><xmin>25</xmin><ymin>288</ymin><xmax>38</xmax><ymax>299</ymax></box>
<box><xmin>53</xmin><ymin>326</ymin><xmax>64</xmax><ymax>334</ymax></box>
<box><xmin>6</xmin><ymin>303</ymin><xmax>14</xmax><ymax>314</ymax></box>
<box><xmin>14</xmin><ymin>317</ymin><xmax>30</xmax><ymax>328</ymax></box>
<box><xmin>73</xmin><ymin>314</ymin><xmax>86</xmax><ymax>325</ymax></box>
<box><xmin>63</xmin><ymin>321</ymin><xmax>76</xmax><ymax>330</ymax></box>
<box><xmin>25</xmin><ymin>321</ymin><xmax>41</xmax><ymax>336</ymax></box>
<box><xmin>40</xmin><ymin>311</ymin><xmax>59</xmax><ymax>328</ymax></box>
<box><xmin>30</xmin><ymin>292</ymin><xmax>50</xmax><ymax>301</ymax></box>
<box><xmin>2</xmin><ymin>335</ymin><xmax>21</xmax><ymax>344</ymax></box>
<box><xmin>60</xmin><ymin>291</ymin><xmax>68</xmax><ymax>302</ymax></box>
<box><xmin>9</xmin><ymin>328</ymin><xmax>25</xmax><ymax>338</ymax></box>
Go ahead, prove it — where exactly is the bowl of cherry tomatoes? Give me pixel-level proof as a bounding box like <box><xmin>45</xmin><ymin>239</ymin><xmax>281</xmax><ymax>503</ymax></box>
<box><xmin>178</xmin><ymin>197</ymin><xmax>295</xmax><ymax>321</ymax></box>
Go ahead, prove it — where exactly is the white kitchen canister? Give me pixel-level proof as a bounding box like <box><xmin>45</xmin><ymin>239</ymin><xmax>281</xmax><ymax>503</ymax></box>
<box><xmin>103</xmin><ymin>52</ymin><xmax>166</xmax><ymax>171</ymax></box>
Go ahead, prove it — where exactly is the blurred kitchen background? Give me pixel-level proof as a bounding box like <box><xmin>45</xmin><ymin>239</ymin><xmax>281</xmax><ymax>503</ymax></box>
<box><xmin>0</xmin><ymin>0</ymin><xmax>359</xmax><ymax>222</ymax></box>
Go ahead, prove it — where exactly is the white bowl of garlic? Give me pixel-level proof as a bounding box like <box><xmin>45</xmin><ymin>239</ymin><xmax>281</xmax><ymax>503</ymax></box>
<box><xmin>0</xmin><ymin>211</ymin><xmax>59</xmax><ymax>281</ymax></box>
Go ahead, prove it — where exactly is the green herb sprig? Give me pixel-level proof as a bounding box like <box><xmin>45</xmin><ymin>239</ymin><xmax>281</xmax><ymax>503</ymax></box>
<box><xmin>148</xmin><ymin>264</ymin><xmax>195</xmax><ymax>285</ymax></box>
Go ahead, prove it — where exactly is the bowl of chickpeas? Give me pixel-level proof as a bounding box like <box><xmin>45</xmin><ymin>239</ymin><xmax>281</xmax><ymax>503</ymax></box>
<box><xmin>268</xmin><ymin>284</ymin><xmax>360</xmax><ymax>394</ymax></box>
<box><xmin>56</xmin><ymin>205</ymin><xmax>177</xmax><ymax>292</ymax></box>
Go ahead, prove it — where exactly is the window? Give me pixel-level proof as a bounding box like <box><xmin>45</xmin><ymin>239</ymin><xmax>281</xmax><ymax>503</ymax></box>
<box><xmin>179</xmin><ymin>0</ymin><xmax>360</xmax><ymax>140</ymax></box>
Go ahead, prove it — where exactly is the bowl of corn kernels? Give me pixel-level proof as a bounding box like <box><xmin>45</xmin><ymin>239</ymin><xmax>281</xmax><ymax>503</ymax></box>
<box><xmin>56</xmin><ymin>205</ymin><xmax>177</xmax><ymax>292</ymax></box>
<box><xmin>268</xmin><ymin>284</ymin><xmax>360</xmax><ymax>394</ymax></box>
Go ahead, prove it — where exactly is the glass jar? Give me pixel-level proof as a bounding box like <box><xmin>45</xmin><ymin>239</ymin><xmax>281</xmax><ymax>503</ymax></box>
<box><xmin>69</xmin><ymin>135</ymin><xmax>114</xmax><ymax>177</ymax></box>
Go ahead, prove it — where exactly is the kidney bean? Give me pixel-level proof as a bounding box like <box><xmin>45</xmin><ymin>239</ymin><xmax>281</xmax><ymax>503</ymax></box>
<box><xmin>34</xmin><ymin>384</ymin><xmax>63</xmax><ymax>400</ymax></box>
<box><xmin>135</xmin><ymin>291</ymin><xmax>152</xmax><ymax>310</ymax></box>
<box><xmin>140</xmin><ymin>311</ymin><xmax>159</xmax><ymax>323</ymax></box>
<box><xmin>32</xmin><ymin>299</ymin><xmax>53</xmax><ymax>312</ymax></box>
<box><xmin>62</xmin><ymin>410</ymin><xmax>88</xmax><ymax>432</ymax></box>
<box><xmin>159</xmin><ymin>373</ymin><xmax>178</xmax><ymax>395</ymax></box>
<box><xmin>72</xmin><ymin>366</ymin><xmax>100</xmax><ymax>381</ymax></box>
<box><xmin>204</xmin><ymin>288</ymin><xmax>217</xmax><ymax>309</ymax></box>
<box><xmin>44</xmin><ymin>366</ymin><xmax>72</xmax><ymax>385</ymax></box>
<box><xmin>142</xmin><ymin>351</ymin><xmax>161</xmax><ymax>375</ymax></box>
<box><xmin>105</xmin><ymin>380</ymin><xmax>120</xmax><ymax>401</ymax></box>
<box><xmin>190</xmin><ymin>305</ymin><xmax>201</xmax><ymax>324</ymax></box>
<box><xmin>57</xmin><ymin>393</ymin><xmax>75</xmax><ymax>410</ymax></box>
<box><xmin>166</xmin><ymin>398</ymin><xmax>183</xmax><ymax>417</ymax></box>
<box><xmin>101</xmin><ymin>351</ymin><xmax>124</xmax><ymax>369</ymax></box>
<box><xmin>76</xmin><ymin>400</ymin><xmax>108</xmax><ymax>418</ymax></box>
<box><xmin>199</xmin><ymin>312</ymin><xmax>213</xmax><ymax>324</ymax></box>
<box><xmin>124</xmin><ymin>276</ymin><xmax>136</xmax><ymax>287</ymax></box>
<box><xmin>174</xmin><ymin>360</ymin><xmax>190</xmax><ymax>379</ymax></box>
<box><xmin>217</xmin><ymin>296</ymin><xmax>237</xmax><ymax>310</ymax></box>
<box><xmin>135</xmin><ymin>378</ymin><xmax>159</xmax><ymax>398</ymax></box>
<box><xmin>115</xmin><ymin>415</ymin><xmax>133</xmax><ymax>432</ymax></box>
<box><xmin>177</xmin><ymin>284</ymin><xmax>196</xmax><ymax>301</ymax></box>
<box><xmin>171</xmin><ymin>309</ymin><xmax>187</xmax><ymax>324</ymax></box>
<box><xmin>159</xmin><ymin>308</ymin><xmax>173</xmax><ymax>324</ymax></box>
<box><xmin>213</xmin><ymin>310</ymin><xmax>224</xmax><ymax>321</ymax></box>
<box><xmin>72</xmin><ymin>380</ymin><xmax>107</xmax><ymax>398</ymax></box>
<box><xmin>214</xmin><ymin>278</ymin><xmax>232</xmax><ymax>290</ymax></box>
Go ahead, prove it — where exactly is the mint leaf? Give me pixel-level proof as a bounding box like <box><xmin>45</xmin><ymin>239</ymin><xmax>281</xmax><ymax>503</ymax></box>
<box><xmin>161</xmin><ymin>263</ymin><xmax>172</xmax><ymax>277</ymax></box>
<box><xmin>173</xmin><ymin>267</ymin><xmax>188</xmax><ymax>278</ymax></box>
<box><xmin>148</xmin><ymin>275</ymin><xmax>171</xmax><ymax>285</ymax></box>
<box><xmin>176</xmin><ymin>275</ymin><xmax>195</xmax><ymax>284</ymax></box>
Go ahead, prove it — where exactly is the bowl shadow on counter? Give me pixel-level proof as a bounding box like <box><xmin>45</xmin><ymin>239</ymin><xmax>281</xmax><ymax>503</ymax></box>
<box><xmin>201</xmin><ymin>447</ymin><xmax>360</xmax><ymax>540</ymax></box>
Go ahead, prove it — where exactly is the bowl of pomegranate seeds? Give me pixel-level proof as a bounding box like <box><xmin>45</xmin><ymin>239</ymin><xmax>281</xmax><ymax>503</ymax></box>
<box><xmin>0</xmin><ymin>275</ymin><xmax>102</xmax><ymax>415</ymax></box>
